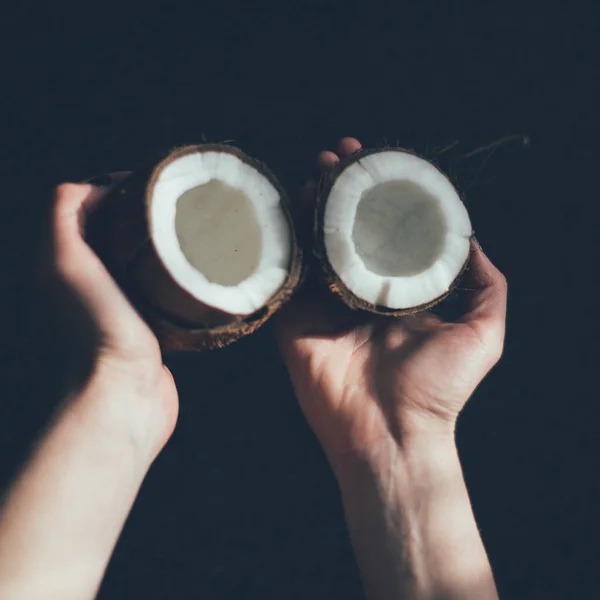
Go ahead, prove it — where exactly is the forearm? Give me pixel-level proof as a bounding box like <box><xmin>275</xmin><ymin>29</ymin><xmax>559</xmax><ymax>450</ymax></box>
<box><xmin>335</xmin><ymin>437</ymin><xmax>498</xmax><ymax>600</ymax></box>
<box><xmin>0</xmin><ymin>382</ymin><xmax>154</xmax><ymax>600</ymax></box>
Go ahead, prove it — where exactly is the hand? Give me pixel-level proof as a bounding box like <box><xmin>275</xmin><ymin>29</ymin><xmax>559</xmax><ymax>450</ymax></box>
<box><xmin>277</xmin><ymin>137</ymin><xmax>508</xmax><ymax>472</ymax></box>
<box><xmin>45</xmin><ymin>177</ymin><xmax>179</xmax><ymax>459</ymax></box>
<box><xmin>0</xmin><ymin>178</ymin><xmax>179</xmax><ymax>600</ymax></box>
<box><xmin>277</xmin><ymin>138</ymin><xmax>506</xmax><ymax>600</ymax></box>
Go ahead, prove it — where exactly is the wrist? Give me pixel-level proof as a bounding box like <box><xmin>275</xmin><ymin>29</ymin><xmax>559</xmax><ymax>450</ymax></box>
<box><xmin>331</xmin><ymin>431</ymin><xmax>457</xmax><ymax>493</ymax></box>
<box><xmin>70</xmin><ymin>366</ymin><xmax>174</xmax><ymax>466</ymax></box>
<box><xmin>332</xmin><ymin>436</ymin><xmax>498</xmax><ymax>600</ymax></box>
<box><xmin>0</xmin><ymin>368</ymin><xmax>162</xmax><ymax>600</ymax></box>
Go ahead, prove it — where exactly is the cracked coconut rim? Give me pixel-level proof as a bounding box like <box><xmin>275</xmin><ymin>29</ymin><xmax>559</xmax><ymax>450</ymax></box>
<box><xmin>149</xmin><ymin>150</ymin><xmax>293</xmax><ymax>316</ymax></box>
<box><xmin>321</xmin><ymin>149</ymin><xmax>472</xmax><ymax>310</ymax></box>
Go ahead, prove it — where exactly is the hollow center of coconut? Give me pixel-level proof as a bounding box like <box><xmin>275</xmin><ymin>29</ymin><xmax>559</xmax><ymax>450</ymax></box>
<box><xmin>175</xmin><ymin>180</ymin><xmax>262</xmax><ymax>286</ymax></box>
<box><xmin>150</xmin><ymin>151</ymin><xmax>292</xmax><ymax>316</ymax></box>
<box><xmin>323</xmin><ymin>151</ymin><xmax>472</xmax><ymax>309</ymax></box>
<box><xmin>352</xmin><ymin>180</ymin><xmax>446</xmax><ymax>277</ymax></box>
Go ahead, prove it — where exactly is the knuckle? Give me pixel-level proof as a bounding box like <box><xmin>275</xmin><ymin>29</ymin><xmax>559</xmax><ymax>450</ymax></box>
<box><xmin>491</xmin><ymin>338</ymin><xmax>505</xmax><ymax>362</ymax></box>
<box><xmin>53</xmin><ymin>183</ymin><xmax>90</xmax><ymax>225</ymax></box>
<box><xmin>468</xmin><ymin>319</ymin><xmax>505</xmax><ymax>364</ymax></box>
<box><xmin>484</xmin><ymin>330</ymin><xmax>505</xmax><ymax>364</ymax></box>
<box><xmin>51</xmin><ymin>183</ymin><xmax>90</xmax><ymax>269</ymax></box>
<box><xmin>493</xmin><ymin>269</ymin><xmax>508</xmax><ymax>292</ymax></box>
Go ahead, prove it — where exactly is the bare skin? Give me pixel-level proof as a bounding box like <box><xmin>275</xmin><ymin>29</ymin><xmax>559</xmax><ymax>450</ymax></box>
<box><xmin>0</xmin><ymin>178</ymin><xmax>178</xmax><ymax>600</ymax></box>
<box><xmin>0</xmin><ymin>139</ymin><xmax>507</xmax><ymax>600</ymax></box>
<box><xmin>277</xmin><ymin>137</ymin><xmax>507</xmax><ymax>599</ymax></box>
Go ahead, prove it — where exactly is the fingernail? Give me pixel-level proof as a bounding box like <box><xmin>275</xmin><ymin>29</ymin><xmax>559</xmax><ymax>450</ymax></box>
<box><xmin>84</xmin><ymin>174</ymin><xmax>114</xmax><ymax>188</ymax></box>
<box><xmin>472</xmin><ymin>236</ymin><xmax>482</xmax><ymax>251</ymax></box>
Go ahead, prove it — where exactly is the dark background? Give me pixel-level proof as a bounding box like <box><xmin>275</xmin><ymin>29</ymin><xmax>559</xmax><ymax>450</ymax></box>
<box><xmin>0</xmin><ymin>2</ymin><xmax>599</xmax><ymax>599</ymax></box>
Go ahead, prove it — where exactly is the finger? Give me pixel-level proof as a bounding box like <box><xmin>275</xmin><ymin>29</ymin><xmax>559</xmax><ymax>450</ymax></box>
<box><xmin>82</xmin><ymin>172</ymin><xmax>132</xmax><ymax>217</ymax></box>
<box><xmin>308</xmin><ymin>138</ymin><xmax>362</xmax><ymax>202</ymax></box>
<box><xmin>317</xmin><ymin>150</ymin><xmax>340</xmax><ymax>173</ymax></box>
<box><xmin>337</xmin><ymin>137</ymin><xmax>362</xmax><ymax>157</ymax></box>
<box><xmin>71</xmin><ymin>172</ymin><xmax>133</xmax><ymax>235</ymax></box>
<box><xmin>457</xmin><ymin>237</ymin><xmax>508</xmax><ymax>348</ymax></box>
<box><xmin>279</xmin><ymin>141</ymin><xmax>366</xmax><ymax>351</ymax></box>
<box><xmin>84</xmin><ymin>171</ymin><xmax>132</xmax><ymax>187</ymax></box>
<box><xmin>302</xmin><ymin>147</ymin><xmax>340</xmax><ymax>208</ymax></box>
<box><xmin>52</xmin><ymin>183</ymin><xmax>156</xmax><ymax>355</ymax></box>
<box><xmin>275</xmin><ymin>288</ymin><xmax>367</xmax><ymax>368</ymax></box>
<box><xmin>297</xmin><ymin>150</ymin><xmax>341</xmax><ymax>236</ymax></box>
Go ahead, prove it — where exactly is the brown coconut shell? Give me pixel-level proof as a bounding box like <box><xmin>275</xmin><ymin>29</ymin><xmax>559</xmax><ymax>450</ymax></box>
<box><xmin>313</xmin><ymin>146</ymin><xmax>474</xmax><ymax>317</ymax></box>
<box><xmin>85</xmin><ymin>144</ymin><xmax>303</xmax><ymax>352</ymax></box>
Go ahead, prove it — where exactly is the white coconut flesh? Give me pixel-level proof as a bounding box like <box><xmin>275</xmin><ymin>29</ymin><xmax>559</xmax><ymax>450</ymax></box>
<box><xmin>149</xmin><ymin>151</ymin><xmax>292</xmax><ymax>316</ymax></box>
<box><xmin>323</xmin><ymin>151</ymin><xmax>472</xmax><ymax>309</ymax></box>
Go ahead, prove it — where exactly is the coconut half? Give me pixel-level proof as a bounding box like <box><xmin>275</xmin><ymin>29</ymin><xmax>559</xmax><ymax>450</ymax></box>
<box><xmin>121</xmin><ymin>144</ymin><xmax>303</xmax><ymax>349</ymax></box>
<box><xmin>314</xmin><ymin>147</ymin><xmax>473</xmax><ymax>315</ymax></box>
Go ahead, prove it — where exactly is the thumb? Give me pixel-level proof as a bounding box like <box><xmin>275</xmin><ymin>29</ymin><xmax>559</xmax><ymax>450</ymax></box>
<box><xmin>50</xmin><ymin>181</ymin><xmax>156</xmax><ymax>356</ymax></box>
<box><xmin>275</xmin><ymin>266</ymin><xmax>367</xmax><ymax>360</ymax></box>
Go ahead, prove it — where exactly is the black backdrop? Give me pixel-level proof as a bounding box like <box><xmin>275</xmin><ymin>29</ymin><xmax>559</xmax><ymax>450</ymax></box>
<box><xmin>0</xmin><ymin>2</ymin><xmax>599</xmax><ymax>599</ymax></box>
